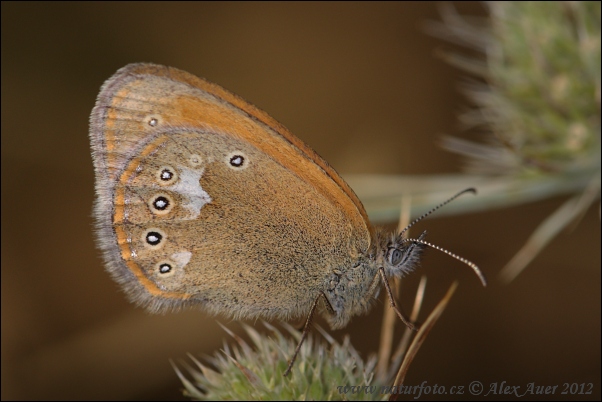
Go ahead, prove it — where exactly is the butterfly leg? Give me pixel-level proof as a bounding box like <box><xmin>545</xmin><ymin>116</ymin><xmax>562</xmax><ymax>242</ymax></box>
<box><xmin>283</xmin><ymin>293</ymin><xmax>323</xmax><ymax>376</ymax></box>
<box><xmin>378</xmin><ymin>267</ymin><xmax>418</xmax><ymax>331</ymax></box>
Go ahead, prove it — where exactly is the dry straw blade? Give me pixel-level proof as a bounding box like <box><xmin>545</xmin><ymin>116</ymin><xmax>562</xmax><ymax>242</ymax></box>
<box><xmin>389</xmin><ymin>282</ymin><xmax>459</xmax><ymax>402</ymax></box>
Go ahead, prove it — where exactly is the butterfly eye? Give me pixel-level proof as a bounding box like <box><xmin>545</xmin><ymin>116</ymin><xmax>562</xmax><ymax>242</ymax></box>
<box><xmin>388</xmin><ymin>248</ymin><xmax>403</xmax><ymax>266</ymax></box>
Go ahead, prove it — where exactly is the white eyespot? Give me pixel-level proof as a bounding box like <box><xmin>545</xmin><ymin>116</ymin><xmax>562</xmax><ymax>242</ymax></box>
<box><xmin>155</xmin><ymin>261</ymin><xmax>175</xmax><ymax>277</ymax></box>
<box><xmin>226</xmin><ymin>151</ymin><xmax>249</xmax><ymax>170</ymax></box>
<box><xmin>155</xmin><ymin>166</ymin><xmax>178</xmax><ymax>186</ymax></box>
<box><xmin>189</xmin><ymin>154</ymin><xmax>203</xmax><ymax>167</ymax></box>
<box><xmin>148</xmin><ymin>193</ymin><xmax>174</xmax><ymax>215</ymax></box>
<box><xmin>143</xmin><ymin>228</ymin><xmax>167</xmax><ymax>250</ymax></box>
<box><xmin>146</xmin><ymin>115</ymin><xmax>161</xmax><ymax>127</ymax></box>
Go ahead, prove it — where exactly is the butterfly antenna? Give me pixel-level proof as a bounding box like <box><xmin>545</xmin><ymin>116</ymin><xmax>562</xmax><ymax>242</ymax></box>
<box><xmin>402</xmin><ymin>237</ymin><xmax>487</xmax><ymax>287</ymax></box>
<box><xmin>399</xmin><ymin>188</ymin><xmax>485</xmax><ymax>286</ymax></box>
<box><xmin>399</xmin><ymin>188</ymin><xmax>476</xmax><ymax>239</ymax></box>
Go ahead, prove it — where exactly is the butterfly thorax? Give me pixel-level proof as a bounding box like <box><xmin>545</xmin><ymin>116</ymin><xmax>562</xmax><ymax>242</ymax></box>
<box><xmin>321</xmin><ymin>227</ymin><xmax>426</xmax><ymax>329</ymax></box>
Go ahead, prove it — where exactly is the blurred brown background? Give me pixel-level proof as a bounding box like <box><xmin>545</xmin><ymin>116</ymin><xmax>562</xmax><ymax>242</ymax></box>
<box><xmin>2</xmin><ymin>2</ymin><xmax>599</xmax><ymax>400</ymax></box>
